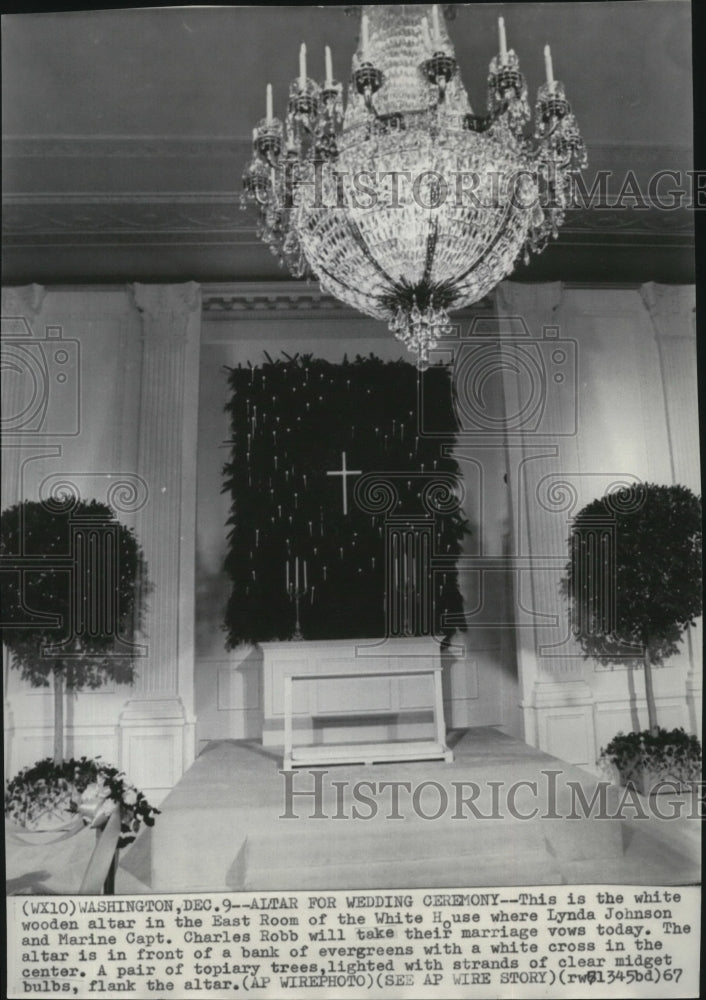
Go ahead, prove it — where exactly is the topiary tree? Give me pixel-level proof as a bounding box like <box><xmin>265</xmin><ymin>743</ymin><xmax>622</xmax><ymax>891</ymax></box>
<box><xmin>562</xmin><ymin>483</ymin><xmax>702</xmax><ymax>736</ymax></box>
<box><xmin>1</xmin><ymin>498</ymin><xmax>150</xmax><ymax>765</ymax></box>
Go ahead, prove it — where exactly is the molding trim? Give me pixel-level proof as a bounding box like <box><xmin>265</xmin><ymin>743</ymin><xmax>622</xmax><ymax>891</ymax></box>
<box><xmin>2</xmin><ymin>194</ymin><xmax>252</xmax><ymax>244</ymax></box>
<box><xmin>2</xmin><ymin>135</ymin><xmax>252</xmax><ymax>159</ymax></box>
<box><xmin>3</xmin><ymin>195</ymin><xmax>694</xmax><ymax>247</ymax></box>
<box><xmin>2</xmin><ymin>136</ymin><xmax>692</xmax><ymax>168</ymax></box>
<box><xmin>201</xmin><ymin>282</ymin><xmax>494</xmax><ymax>320</ymax></box>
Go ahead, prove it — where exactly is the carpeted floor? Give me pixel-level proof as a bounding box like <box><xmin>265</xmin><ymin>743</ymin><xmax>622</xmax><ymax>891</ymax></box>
<box><xmin>115</xmin><ymin>727</ymin><xmax>701</xmax><ymax>894</ymax></box>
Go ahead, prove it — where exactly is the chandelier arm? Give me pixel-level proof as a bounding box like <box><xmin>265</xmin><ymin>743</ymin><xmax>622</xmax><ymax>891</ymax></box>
<box><xmin>449</xmin><ymin>199</ymin><xmax>518</xmax><ymax>291</ymax></box>
<box><xmin>318</xmin><ymin>273</ymin><xmax>388</xmax><ymax>323</ymax></box>
<box><xmin>314</xmin><ymin>260</ymin><xmax>364</xmax><ymax>299</ymax></box>
<box><xmin>345</xmin><ymin>215</ymin><xmax>399</xmax><ymax>291</ymax></box>
<box><xmin>311</xmin><ymin>254</ymin><xmax>389</xmax><ymax>319</ymax></box>
<box><xmin>422</xmin><ymin>219</ymin><xmax>439</xmax><ymax>287</ymax></box>
<box><xmin>532</xmin><ymin>120</ymin><xmax>563</xmax><ymax>145</ymax></box>
<box><xmin>365</xmin><ymin>91</ymin><xmax>382</xmax><ymax>119</ymax></box>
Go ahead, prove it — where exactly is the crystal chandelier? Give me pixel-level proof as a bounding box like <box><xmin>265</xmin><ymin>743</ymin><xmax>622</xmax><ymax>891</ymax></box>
<box><xmin>242</xmin><ymin>5</ymin><xmax>586</xmax><ymax>367</ymax></box>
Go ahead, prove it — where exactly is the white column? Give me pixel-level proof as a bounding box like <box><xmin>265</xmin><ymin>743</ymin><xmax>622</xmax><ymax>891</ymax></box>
<box><xmin>2</xmin><ymin>284</ymin><xmax>47</xmax><ymax>773</ymax></box>
<box><xmin>639</xmin><ymin>284</ymin><xmax>699</xmax><ymax>490</ymax></box>
<box><xmin>118</xmin><ymin>283</ymin><xmax>201</xmax><ymax>801</ymax></box>
<box><xmin>495</xmin><ymin>281</ymin><xmax>595</xmax><ymax>764</ymax></box>
<box><xmin>1</xmin><ymin>284</ymin><xmax>47</xmax><ymax>509</ymax></box>
<box><xmin>640</xmin><ymin>283</ymin><xmax>701</xmax><ymax>736</ymax></box>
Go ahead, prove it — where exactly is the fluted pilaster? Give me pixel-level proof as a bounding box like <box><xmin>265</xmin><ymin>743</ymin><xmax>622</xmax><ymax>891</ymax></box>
<box><xmin>495</xmin><ymin>281</ymin><xmax>595</xmax><ymax>762</ymax></box>
<box><xmin>639</xmin><ymin>283</ymin><xmax>699</xmax><ymax>490</ymax></box>
<box><xmin>130</xmin><ymin>282</ymin><xmax>200</xmax><ymax>698</ymax></box>
<box><xmin>1</xmin><ymin>285</ymin><xmax>47</xmax><ymax>509</ymax></box>
<box><xmin>119</xmin><ymin>283</ymin><xmax>201</xmax><ymax>796</ymax></box>
<box><xmin>2</xmin><ymin>285</ymin><xmax>47</xmax><ymax>771</ymax></box>
<box><xmin>640</xmin><ymin>283</ymin><xmax>701</xmax><ymax>736</ymax></box>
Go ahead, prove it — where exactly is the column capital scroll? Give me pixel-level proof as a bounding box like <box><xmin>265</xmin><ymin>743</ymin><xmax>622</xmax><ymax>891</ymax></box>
<box><xmin>1</xmin><ymin>283</ymin><xmax>46</xmax><ymax>320</ymax></box>
<box><xmin>131</xmin><ymin>282</ymin><xmax>201</xmax><ymax>340</ymax></box>
<box><xmin>640</xmin><ymin>282</ymin><xmax>695</xmax><ymax>339</ymax></box>
<box><xmin>495</xmin><ymin>280</ymin><xmax>564</xmax><ymax>318</ymax></box>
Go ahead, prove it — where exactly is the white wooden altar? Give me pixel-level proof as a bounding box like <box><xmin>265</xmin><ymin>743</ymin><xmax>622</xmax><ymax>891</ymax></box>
<box><xmin>259</xmin><ymin>638</ymin><xmax>453</xmax><ymax>767</ymax></box>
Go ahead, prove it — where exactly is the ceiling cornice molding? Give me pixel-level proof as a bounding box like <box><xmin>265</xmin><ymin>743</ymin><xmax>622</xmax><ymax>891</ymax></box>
<box><xmin>2</xmin><ymin>194</ymin><xmax>252</xmax><ymax>244</ymax></box>
<box><xmin>2</xmin><ymin>135</ymin><xmax>251</xmax><ymax>159</ymax></box>
<box><xmin>3</xmin><ymin>192</ymin><xmax>242</xmax><ymax>204</ymax></box>
<box><xmin>3</xmin><ymin>138</ymin><xmax>693</xmax><ymax>191</ymax></box>
<box><xmin>2</xmin><ymin>196</ymin><xmax>693</xmax><ymax>249</ymax></box>
<box><xmin>3</xmin><ymin>135</ymin><xmax>691</xmax><ymax>155</ymax></box>
<box><xmin>561</xmin><ymin>208</ymin><xmax>694</xmax><ymax>245</ymax></box>
<box><xmin>200</xmin><ymin>282</ymin><xmax>494</xmax><ymax>321</ymax></box>
<box><xmin>202</xmin><ymin>282</ymin><xmax>349</xmax><ymax>319</ymax></box>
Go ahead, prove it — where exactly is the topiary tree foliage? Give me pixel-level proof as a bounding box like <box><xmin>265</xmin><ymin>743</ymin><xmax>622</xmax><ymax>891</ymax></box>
<box><xmin>1</xmin><ymin>498</ymin><xmax>150</xmax><ymax>765</ymax></box>
<box><xmin>562</xmin><ymin>483</ymin><xmax>702</xmax><ymax>736</ymax></box>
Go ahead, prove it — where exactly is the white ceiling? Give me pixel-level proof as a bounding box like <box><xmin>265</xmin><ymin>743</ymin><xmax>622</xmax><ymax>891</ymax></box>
<box><xmin>1</xmin><ymin>3</ymin><xmax>695</xmax><ymax>285</ymax></box>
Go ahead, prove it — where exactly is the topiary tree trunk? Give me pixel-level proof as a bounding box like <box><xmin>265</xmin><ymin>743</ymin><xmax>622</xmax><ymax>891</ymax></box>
<box><xmin>642</xmin><ymin>644</ymin><xmax>658</xmax><ymax>738</ymax></box>
<box><xmin>53</xmin><ymin>664</ymin><xmax>64</xmax><ymax>765</ymax></box>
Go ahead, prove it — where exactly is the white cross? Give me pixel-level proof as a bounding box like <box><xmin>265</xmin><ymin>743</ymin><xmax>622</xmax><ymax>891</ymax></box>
<box><xmin>326</xmin><ymin>450</ymin><xmax>362</xmax><ymax>515</ymax></box>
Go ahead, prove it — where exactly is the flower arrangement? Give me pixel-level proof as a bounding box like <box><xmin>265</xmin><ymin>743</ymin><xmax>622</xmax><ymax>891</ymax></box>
<box><xmin>5</xmin><ymin>756</ymin><xmax>160</xmax><ymax>848</ymax></box>
<box><xmin>600</xmin><ymin>727</ymin><xmax>702</xmax><ymax>794</ymax></box>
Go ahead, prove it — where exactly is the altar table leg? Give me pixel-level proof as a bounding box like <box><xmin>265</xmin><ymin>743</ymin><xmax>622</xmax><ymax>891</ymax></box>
<box><xmin>283</xmin><ymin>675</ymin><xmax>293</xmax><ymax>769</ymax></box>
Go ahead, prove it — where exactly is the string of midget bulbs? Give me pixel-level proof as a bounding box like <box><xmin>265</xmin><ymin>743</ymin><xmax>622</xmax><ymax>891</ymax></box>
<box><xmin>242</xmin><ymin>4</ymin><xmax>587</xmax><ymax>368</ymax></box>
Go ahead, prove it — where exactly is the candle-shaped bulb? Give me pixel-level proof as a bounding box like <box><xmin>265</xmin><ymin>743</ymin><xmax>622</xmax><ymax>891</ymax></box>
<box><xmin>299</xmin><ymin>42</ymin><xmax>307</xmax><ymax>88</ymax></box>
<box><xmin>286</xmin><ymin>560</ymin><xmax>290</xmax><ymax>591</ymax></box>
<box><xmin>303</xmin><ymin>560</ymin><xmax>308</xmax><ymax>591</ymax></box>
<box><xmin>325</xmin><ymin>45</ymin><xmax>333</xmax><ymax>86</ymax></box>
<box><xmin>295</xmin><ymin>555</ymin><xmax>299</xmax><ymax>589</ymax></box>
<box><xmin>266</xmin><ymin>83</ymin><xmax>273</xmax><ymax>122</ymax></box>
<box><xmin>361</xmin><ymin>12</ymin><xmax>370</xmax><ymax>60</ymax></box>
<box><xmin>499</xmin><ymin>16</ymin><xmax>507</xmax><ymax>61</ymax></box>
<box><xmin>544</xmin><ymin>44</ymin><xmax>554</xmax><ymax>84</ymax></box>
<box><xmin>431</xmin><ymin>4</ymin><xmax>441</xmax><ymax>46</ymax></box>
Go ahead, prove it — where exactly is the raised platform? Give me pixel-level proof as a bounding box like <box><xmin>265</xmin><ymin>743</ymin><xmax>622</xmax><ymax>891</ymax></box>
<box><xmin>117</xmin><ymin>727</ymin><xmax>701</xmax><ymax>893</ymax></box>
